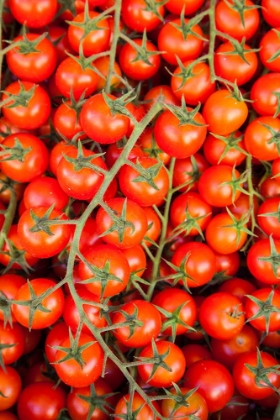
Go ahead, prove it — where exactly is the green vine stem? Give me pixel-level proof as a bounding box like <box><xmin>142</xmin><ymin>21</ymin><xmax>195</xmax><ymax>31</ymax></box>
<box><xmin>0</xmin><ymin>188</ymin><xmax>17</xmax><ymax>251</ymax></box>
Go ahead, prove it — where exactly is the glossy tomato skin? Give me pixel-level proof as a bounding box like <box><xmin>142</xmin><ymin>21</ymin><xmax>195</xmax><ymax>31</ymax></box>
<box><xmin>245</xmin><ymin>288</ymin><xmax>280</xmax><ymax>332</ymax></box>
<box><xmin>0</xmin><ymin>321</ymin><xmax>25</xmax><ymax>365</ymax></box>
<box><xmin>6</xmin><ymin>33</ymin><xmax>57</xmax><ymax>83</ymax></box>
<box><xmin>244</xmin><ymin>116</ymin><xmax>280</xmax><ymax>161</ymax></box>
<box><xmin>183</xmin><ymin>360</ymin><xmax>234</xmax><ymax>413</ymax></box>
<box><xmin>257</xmin><ymin>197</ymin><xmax>280</xmax><ymax>238</ymax></box>
<box><xmin>9</xmin><ymin>0</ymin><xmax>58</xmax><ymax>28</ymax></box>
<box><xmin>247</xmin><ymin>238</ymin><xmax>280</xmax><ymax>285</ymax></box>
<box><xmin>211</xmin><ymin>325</ymin><xmax>259</xmax><ymax>370</ymax></box>
<box><xmin>172</xmin><ymin>152</ymin><xmax>209</xmax><ymax>193</ymax></box>
<box><xmin>23</xmin><ymin>176</ymin><xmax>69</xmax><ymax>211</ymax></box>
<box><xmin>199</xmin><ymin>292</ymin><xmax>245</xmax><ymax>340</ymax></box>
<box><xmin>12</xmin><ymin>278</ymin><xmax>65</xmax><ymax>330</ymax></box>
<box><xmin>250</xmin><ymin>73</ymin><xmax>280</xmax><ymax>116</ymax></box>
<box><xmin>260</xmin><ymin>28</ymin><xmax>280</xmax><ymax>72</ymax></box>
<box><xmin>80</xmin><ymin>93</ymin><xmax>130</xmax><ymax>144</ymax></box>
<box><xmin>233</xmin><ymin>351</ymin><xmax>280</xmax><ymax>400</ymax></box>
<box><xmin>0</xmin><ymin>274</ymin><xmax>26</xmax><ymax>324</ymax></box>
<box><xmin>215</xmin><ymin>0</ymin><xmax>260</xmax><ymax>41</ymax></box>
<box><xmin>118</xmin><ymin>39</ymin><xmax>161</xmax><ymax>80</ymax></box>
<box><xmin>121</xmin><ymin>0</ymin><xmax>165</xmax><ymax>32</ymax></box>
<box><xmin>154</xmin><ymin>107</ymin><xmax>207</xmax><ymax>159</ymax></box>
<box><xmin>95</xmin><ymin>197</ymin><xmax>148</xmax><ymax>249</ymax></box>
<box><xmin>44</xmin><ymin>322</ymin><xmax>69</xmax><ymax>364</ymax></box>
<box><xmin>67</xmin><ymin>378</ymin><xmax>115</xmax><ymax>420</ymax></box>
<box><xmin>0</xmin><ymin>366</ymin><xmax>22</xmax><ymax>411</ymax></box>
<box><xmin>137</xmin><ymin>340</ymin><xmax>186</xmax><ymax>388</ymax></box>
<box><xmin>1</xmin><ymin>81</ymin><xmax>51</xmax><ymax>130</ymax></box>
<box><xmin>161</xmin><ymin>386</ymin><xmax>208</xmax><ymax>420</ymax></box>
<box><xmin>112</xmin><ymin>300</ymin><xmax>162</xmax><ymax>348</ymax></box>
<box><xmin>78</xmin><ymin>244</ymin><xmax>130</xmax><ymax>297</ymax></box>
<box><xmin>114</xmin><ymin>392</ymin><xmax>160</xmax><ymax>420</ymax></box>
<box><xmin>17</xmin><ymin>382</ymin><xmax>66</xmax><ymax>420</ymax></box>
<box><xmin>67</xmin><ymin>11</ymin><xmax>110</xmax><ymax>57</ymax></box>
<box><xmin>202</xmin><ymin>89</ymin><xmax>248</xmax><ymax>135</ymax></box>
<box><xmin>262</xmin><ymin>0</ymin><xmax>280</xmax><ymax>27</ymax></box>
<box><xmin>118</xmin><ymin>156</ymin><xmax>169</xmax><ymax>207</ymax></box>
<box><xmin>203</xmin><ymin>131</ymin><xmax>247</xmax><ymax>167</ymax></box>
<box><xmin>171</xmin><ymin>241</ymin><xmax>216</xmax><ymax>288</ymax></box>
<box><xmin>218</xmin><ymin>278</ymin><xmax>256</xmax><ymax>305</ymax></box>
<box><xmin>18</xmin><ymin>206</ymin><xmax>72</xmax><ymax>259</ymax></box>
<box><xmin>54</xmin><ymin>333</ymin><xmax>104</xmax><ymax>388</ymax></box>
<box><xmin>0</xmin><ymin>133</ymin><xmax>49</xmax><ymax>183</ymax></box>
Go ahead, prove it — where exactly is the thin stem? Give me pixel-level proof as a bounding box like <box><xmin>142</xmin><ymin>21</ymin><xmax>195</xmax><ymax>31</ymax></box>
<box><xmin>105</xmin><ymin>0</ymin><xmax>122</xmax><ymax>93</ymax></box>
<box><xmin>0</xmin><ymin>189</ymin><xmax>17</xmax><ymax>251</ymax></box>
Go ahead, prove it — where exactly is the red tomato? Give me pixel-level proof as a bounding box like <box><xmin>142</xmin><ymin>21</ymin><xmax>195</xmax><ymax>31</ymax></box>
<box><xmin>95</xmin><ymin>197</ymin><xmax>148</xmax><ymax>249</ymax></box>
<box><xmin>1</xmin><ymin>81</ymin><xmax>51</xmax><ymax>130</ymax></box>
<box><xmin>233</xmin><ymin>350</ymin><xmax>280</xmax><ymax>400</ymax></box>
<box><xmin>181</xmin><ymin>343</ymin><xmax>212</xmax><ymax>368</ymax></box>
<box><xmin>23</xmin><ymin>176</ymin><xmax>68</xmax><ymax>211</ymax></box>
<box><xmin>6</xmin><ymin>33</ymin><xmax>57</xmax><ymax>83</ymax></box>
<box><xmin>203</xmin><ymin>131</ymin><xmax>247</xmax><ymax>167</ymax></box>
<box><xmin>121</xmin><ymin>0</ymin><xmax>165</xmax><ymax>32</ymax></box>
<box><xmin>112</xmin><ymin>300</ymin><xmax>162</xmax><ymax>348</ymax></box>
<box><xmin>199</xmin><ymin>292</ymin><xmax>245</xmax><ymax>340</ymax></box>
<box><xmin>0</xmin><ymin>321</ymin><xmax>25</xmax><ymax>365</ymax></box>
<box><xmin>244</xmin><ymin>116</ymin><xmax>280</xmax><ymax>161</ymax></box>
<box><xmin>54</xmin><ymin>333</ymin><xmax>104</xmax><ymax>388</ymax></box>
<box><xmin>245</xmin><ymin>288</ymin><xmax>280</xmax><ymax>333</ymax></box>
<box><xmin>12</xmin><ymin>278</ymin><xmax>65</xmax><ymax>329</ymax></box>
<box><xmin>17</xmin><ymin>382</ymin><xmax>66</xmax><ymax>420</ymax></box>
<box><xmin>0</xmin><ymin>274</ymin><xmax>26</xmax><ymax>324</ymax></box>
<box><xmin>137</xmin><ymin>340</ymin><xmax>186</xmax><ymax>388</ymax></box>
<box><xmin>118</xmin><ymin>156</ymin><xmax>169</xmax><ymax>207</ymax></box>
<box><xmin>80</xmin><ymin>93</ymin><xmax>130</xmax><ymax>144</ymax></box>
<box><xmin>202</xmin><ymin>89</ymin><xmax>248</xmax><ymax>135</ymax></box>
<box><xmin>260</xmin><ymin>28</ymin><xmax>280</xmax><ymax>72</ymax></box>
<box><xmin>44</xmin><ymin>322</ymin><xmax>69</xmax><ymax>364</ymax></box>
<box><xmin>251</xmin><ymin>73</ymin><xmax>280</xmax><ymax>116</ymax></box>
<box><xmin>247</xmin><ymin>238</ymin><xmax>280</xmax><ymax>285</ymax></box>
<box><xmin>114</xmin><ymin>392</ymin><xmax>160</xmax><ymax>420</ymax></box>
<box><xmin>0</xmin><ymin>133</ymin><xmax>49</xmax><ymax>183</ymax></box>
<box><xmin>161</xmin><ymin>386</ymin><xmax>208</xmax><ymax>420</ymax></box>
<box><xmin>218</xmin><ymin>277</ymin><xmax>256</xmax><ymax>305</ymax></box>
<box><xmin>9</xmin><ymin>0</ymin><xmax>58</xmax><ymax>28</ymax></box>
<box><xmin>18</xmin><ymin>206</ymin><xmax>72</xmax><ymax>259</ymax></box>
<box><xmin>78</xmin><ymin>244</ymin><xmax>130</xmax><ymax>297</ymax></box>
<box><xmin>0</xmin><ymin>366</ymin><xmax>22</xmax><ymax>411</ymax></box>
<box><xmin>184</xmin><ymin>360</ymin><xmax>234</xmax><ymax>412</ymax></box>
<box><xmin>262</xmin><ymin>0</ymin><xmax>280</xmax><ymax>27</ymax></box>
<box><xmin>172</xmin><ymin>152</ymin><xmax>209</xmax><ymax>193</ymax></box>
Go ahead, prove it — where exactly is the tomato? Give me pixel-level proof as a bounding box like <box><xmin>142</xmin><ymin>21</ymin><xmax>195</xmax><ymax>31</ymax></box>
<box><xmin>18</xmin><ymin>206</ymin><xmax>72</xmax><ymax>259</ymax></box>
<box><xmin>211</xmin><ymin>325</ymin><xmax>259</xmax><ymax>370</ymax></box>
<box><xmin>203</xmin><ymin>131</ymin><xmax>247</xmax><ymax>167</ymax></box>
<box><xmin>202</xmin><ymin>89</ymin><xmax>248</xmax><ymax>135</ymax></box>
<box><xmin>63</xmin><ymin>288</ymin><xmax>108</xmax><ymax>334</ymax></box>
<box><xmin>22</xmin><ymin>328</ymin><xmax>42</xmax><ymax>355</ymax></box>
<box><xmin>44</xmin><ymin>322</ymin><xmax>69</xmax><ymax>364</ymax></box>
<box><xmin>0</xmin><ymin>225</ymin><xmax>39</xmax><ymax>271</ymax></box>
<box><xmin>166</xmin><ymin>0</ymin><xmax>204</xmax><ymax>15</ymax></box>
<box><xmin>23</xmin><ymin>176</ymin><xmax>68</xmax><ymax>211</ymax></box>
<box><xmin>17</xmin><ymin>382</ymin><xmax>66</xmax><ymax>420</ymax></box>
<box><xmin>53</xmin><ymin>100</ymin><xmax>86</xmax><ymax>141</ymax></box>
<box><xmin>233</xmin><ymin>350</ymin><xmax>280</xmax><ymax>400</ymax></box>
<box><xmin>78</xmin><ymin>244</ymin><xmax>130</xmax><ymax>297</ymax></box>
<box><xmin>161</xmin><ymin>386</ymin><xmax>208</xmax><ymax>420</ymax></box>
<box><xmin>67</xmin><ymin>378</ymin><xmax>115</xmax><ymax>420</ymax></box>
<box><xmin>0</xmin><ymin>133</ymin><xmax>49</xmax><ymax>184</ymax></box>
<box><xmin>137</xmin><ymin>340</ymin><xmax>186</xmax><ymax>387</ymax></box>
<box><xmin>141</xmin><ymin>207</ymin><xmax>161</xmax><ymax>248</ymax></box>
<box><xmin>121</xmin><ymin>245</ymin><xmax>147</xmax><ymax>277</ymax></box>
<box><xmin>0</xmin><ymin>274</ymin><xmax>26</xmax><ymax>325</ymax></box>
<box><xmin>67</xmin><ymin>11</ymin><xmax>110</xmax><ymax>57</ymax></box>
<box><xmin>80</xmin><ymin>93</ymin><xmax>130</xmax><ymax>144</ymax></box>
<box><xmin>0</xmin><ymin>366</ymin><xmax>22</xmax><ymax>411</ymax></box>
<box><xmin>154</xmin><ymin>106</ymin><xmax>207</xmax><ymax>159</ymax></box>
<box><xmin>206</xmin><ymin>212</ymin><xmax>248</xmax><ymax>254</ymax></box>
<box><xmin>172</xmin><ymin>152</ymin><xmax>209</xmax><ymax>193</ymax></box>
<box><xmin>171</xmin><ymin>60</ymin><xmax>216</xmax><ymax>105</ymax></box>
<box><xmin>251</xmin><ymin>73</ymin><xmax>280</xmax><ymax>117</ymax></box>
<box><xmin>184</xmin><ymin>360</ymin><xmax>234</xmax><ymax>412</ymax></box>
<box><xmin>198</xmin><ymin>164</ymin><xmax>243</xmax><ymax>207</ymax></box>
<box><xmin>54</xmin><ymin>332</ymin><xmax>104</xmax><ymax>388</ymax></box>
<box><xmin>181</xmin><ymin>343</ymin><xmax>212</xmax><ymax>368</ymax></box>
<box><xmin>0</xmin><ymin>412</ymin><xmax>18</xmax><ymax>420</ymax></box>
<box><xmin>199</xmin><ymin>292</ymin><xmax>245</xmax><ymax>340</ymax></box>
<box><xmin>152</xmin><ymin>287</ymin><xmax>197</xmax><ymax>336</ymax></box>
<box><xmin>0</xmin><ymin>321</ymin><xmax>25</xmax><ymax>365</ymax></box>
<box><xmin>257</xmin><ymin>197</ymin><xmax>280</xmax><ymax>238</ymax></box>
<box><xmin>12</xmin><ymin>278</ymin><xmax>65</xmax><ymax>329</ymax></box>
<box><xmin>215</xmin><ymin>0</ymin><xmax>260</xmax><ymax>41</ymax></box>
<box><xmin>218</xmin><ymin>277</ymin><xmax>257</xmax><ymax>305</ymax></box>
<box><xmin>9</xmin><ymin>0</ymin><xmax>58</xmax><ymax>28</ymax></box>
<box><xmin>6</xmin><ymin>33</ymin><xmax>57</xmax><ymax>83</ymax></box>
<box><xmin>118</xmin><ymin>38</ymin><xmax>161</xmax><ymax>80</ymax></box>
<box><xmin>260</xmin><ymin>28</ymin><xmax>280</xmax><ymax>72</ymax></box>
<box><xmin>47</xmin><ymin>25</ymin><xmax>74</xmax><ymax>64</ymax></box>
<box><xmin>260</xmin><ymin>175</ymin><xmax>280</xmax><ymax>198</ymax></box>
<box><xmin>114</xmin><ymin>392</ymin><xmax>160</xmax><ymax>420</ymax></box>
<box><xmin>245</xmin><ymin>287</ymin><xmax>280</xmax><ymax>333</ymax></box>
<box><xmin>55</xmin><ymin>56</ymin><xmax>99</xmax><ymax>100</ymax></box>
<box><xmin>261</xmin><ymin>0</ymin><xmax>280</xmax><ymax>27</ymax></box>
<box><xmin>1</xmin><ymin>81</ymin><xmax>51</xmax><ymax>130</ymax></box>
<box><xmin>171</xmin><ymin>241</ymin><xmax>216</xmax><ymax>288</ymax></box>
<box><xmin>112</xmin><ymin>300</ymin><xmax>162</xmax><ymax>348</ymax></box>
<box><xmin>247</xmin><ymin>238</ymin><xmax>280</xmax><ymax>285</ymax></box>
<box><xmin>118</xmin><ymin>156</ymin><xmax>169</xmax><ymax>207</ymax></box>
<box><xmin>95</xmin><ymin>197</ymin><xmax>148</xmax><ymax>249</ymax></box>
<box><xmin>158</xmin><ymin>18</ymin><xmax>204</xmax><ymax>65</ymax></box>
<box><xmin>121</xmin><ymin>0</ymin><xmax>165</xmax><ymax>32</ymax></box>
<box><xmin>56</xmin><ymin>145</ymin><xmax>107</xmax><ymax>201</ymax></box>
<box><xmin>211</xmin><ymin>394</ymin><xmax>250</xmax><ymax>420</ymax></box>
<box><xmin>170</xmin><ymin>191</ymin><xmax>212</xmax><ymax>237</ymax></box>
<box><xmin>94</xmin><ymin>56</ymin><xmax>122</xmax><ymax>92</ymax></box>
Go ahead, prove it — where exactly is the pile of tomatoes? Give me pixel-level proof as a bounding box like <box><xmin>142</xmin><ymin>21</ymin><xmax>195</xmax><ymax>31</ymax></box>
<box><xmin>2</xmin><ymin>0</ymin><xmax>280</xmax><ymax>419</ymax></box>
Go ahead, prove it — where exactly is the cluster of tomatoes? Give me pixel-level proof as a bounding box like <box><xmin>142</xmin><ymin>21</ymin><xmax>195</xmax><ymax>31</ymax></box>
<box><xmin>2</xmin><ymin>0</ymin><xmax>280</xmax><ymax>419</ymax></box>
